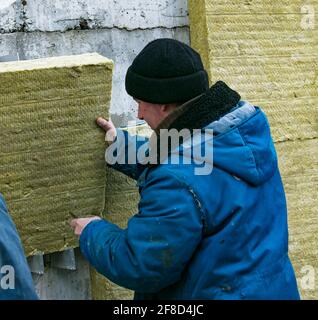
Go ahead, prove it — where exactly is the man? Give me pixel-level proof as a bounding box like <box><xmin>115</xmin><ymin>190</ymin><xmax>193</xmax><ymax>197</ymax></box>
<box><xmin>0</xmin><ymin>194</ymin><xmax>38</xmax><ymax>299</ymax></box>
<box><xmin>71</xmin><ymin>38</ymin><xmax>300</xmax><ymax>299</ymax></box>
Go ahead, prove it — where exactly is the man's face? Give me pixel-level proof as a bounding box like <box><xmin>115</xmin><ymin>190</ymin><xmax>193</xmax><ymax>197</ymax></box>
<box><xmin>135</xmin><ymin>99</ymin><xmax>166</xmax><ymax>129</ymax></box>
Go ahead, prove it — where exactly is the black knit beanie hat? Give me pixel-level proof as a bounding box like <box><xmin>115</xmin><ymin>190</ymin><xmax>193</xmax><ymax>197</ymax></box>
<box><xmin>125</xmin><ymin>38</ymin><xmax>209</xmax><ymax>104</ymax></box>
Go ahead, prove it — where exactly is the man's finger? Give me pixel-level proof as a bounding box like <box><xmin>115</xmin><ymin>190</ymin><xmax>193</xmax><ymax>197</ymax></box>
<box><xmin>75</xmin><ymin>226</ymin><xmax>81</xmax><ymax>237</ymax></box>
<box><xmin>70</xmin><ymin>219</ymin><xmax>78</xmax><ymax>229</ymax></box>
<box><xmin>96</xmin><ymin>117</ymin><xmax>110</xmax><ymax>130</ymax></box>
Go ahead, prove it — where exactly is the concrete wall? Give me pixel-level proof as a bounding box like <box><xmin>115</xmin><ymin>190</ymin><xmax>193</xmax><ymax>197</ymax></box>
<box><xmin>0</xmin><ymin>0</ymin><xmax>190</xmax><ymax>299</ymax></box>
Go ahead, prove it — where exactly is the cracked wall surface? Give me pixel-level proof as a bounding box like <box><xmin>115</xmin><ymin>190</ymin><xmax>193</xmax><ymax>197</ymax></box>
<box><xmin>1</xmin><ymin>0</ymin><xmax>188</xmax><ymax>32</ymax></box>
<box><xmin>189</xmin><ymin>0</ymin><xmax>318</xmax><ymax>300</ymax></box>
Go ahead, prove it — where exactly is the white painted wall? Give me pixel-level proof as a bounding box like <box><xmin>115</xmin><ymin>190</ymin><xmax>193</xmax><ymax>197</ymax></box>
<box><xmin>0</xmin><ymin>0</ymin><xmax>17</xmax><ymax>32</ymax></box>
<box><xmin>24</xmin><ymin>0</ymin><xmax>189</xmax><ymax>31</ymax></box>
<box><xmin>0</xmin><ymin>0</ymin><xmax>16</xmax><ymax>10</ymax></box>
<box><xmin>0</xmin><ymin>0</ymin><xmax>190</xmax><ymax>299</ymax></box>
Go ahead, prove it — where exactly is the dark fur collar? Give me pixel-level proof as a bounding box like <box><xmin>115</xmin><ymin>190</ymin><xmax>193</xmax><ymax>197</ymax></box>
<box><xmin>154</xmin><ymin>81</ymin><xmax>241</xmax><ymax>134</ymax></box>
<box><xmin>147</xmin><ymin>81</ymin><xmax>241</xmax><ymax>166</ymax></box>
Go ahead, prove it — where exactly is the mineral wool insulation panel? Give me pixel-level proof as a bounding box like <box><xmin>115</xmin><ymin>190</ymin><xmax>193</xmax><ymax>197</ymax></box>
<box><xmin>0</xmin><ymin>53</ymin><xmax>113</xmax><ymax>256</ymax></box>
<box><xmin>189</xmin><ymin>0</ymin><xmax>318</xmax><ymax>299</ymax></box>
<box><xmin>189</xmin><ymin>0</ymin><xmax>317</xmax><ymax>143</ymax></box>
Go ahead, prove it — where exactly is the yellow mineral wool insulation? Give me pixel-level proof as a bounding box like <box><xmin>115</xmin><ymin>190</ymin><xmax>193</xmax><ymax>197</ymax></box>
<box><xmin>0</xmin><ymin>53</ymin><xmax>114</xmax><ymax>256</ymax></box>
<box><xmin>188</xmin><ymin>0</ymin><xmax>318</xmax><ymax>143</ymax></box>
<box><xmin>276</xmin><ymin>139</ymin><xmax>318</xmax><ymax>299</ymax></box>
<box><xmin>91</xmin><ymin>123</ymin><xmax>152</xmax><ymax>300</ymax></box>
<box><xmin>90</xmin><ymin>267</ymin><xmax>134</xmax><ymax>300</ymax></box>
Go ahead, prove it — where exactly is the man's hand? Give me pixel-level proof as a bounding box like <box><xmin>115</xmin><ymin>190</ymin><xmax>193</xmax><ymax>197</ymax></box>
<box><xmin>70</xmin><ymin>216</ymin><xmax>102</xmax><ymax>236</ymax></box>
<box><xmin>96</xmin><ymin>117</ymin><xmax>117</xmax><ymax>143</ymax></box>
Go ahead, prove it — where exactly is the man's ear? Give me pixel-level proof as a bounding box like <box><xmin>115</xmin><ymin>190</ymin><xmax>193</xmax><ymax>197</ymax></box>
<box><xmin>161</xmin><ymin>103</ymin><xmax>179</xmax><ymax>115</ymax></box>
<box><xmin>160</xmin><ymin>104</ymin><xmax>170</xmax><ymax>114</ymax></box>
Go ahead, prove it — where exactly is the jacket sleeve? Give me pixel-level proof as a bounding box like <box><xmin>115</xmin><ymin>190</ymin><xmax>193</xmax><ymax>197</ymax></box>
<box><xmin>0</xmin><ymin>194</ymin><xmax>38</xmax><ymax>300</ymax></box>
<box><xmin>105</xmin><ymin>129</ymin><xmax>149</xmax><ymax>180</ymax></box>
<box><xmin>79</xmin><ymin>169</ymin><xmax>204</xmax><ymax>293</ymax></box>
